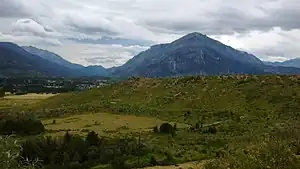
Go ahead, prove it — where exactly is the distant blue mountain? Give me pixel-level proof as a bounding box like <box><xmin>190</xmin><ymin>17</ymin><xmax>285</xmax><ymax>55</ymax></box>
<box><xmin>77</xmin><ymin>65</ymin><xmax>109</xmax><ymax>77</ymax></box>
<box><xmin>0</xmin><ymin>42</ymin><xmax>109</xmax><ymax>77</ymax></box>
<box><xmin>23</xmin><ymin>46</ymin><xmax>109</xmax><ymax>77</ymax></box>
<box><xmin>0</xmin><ymin>42</ymin><xmax>78</xmax><ymax>77</ymax></box>
<box><xmin>23</xmin><ymin>46</ymin><xmax>84</xmax><ymax>70</ymax></box>
<box><xmin>265</xmin><ymin>58</ymin><xmax>300</xmax><ymax>68</ymax></box>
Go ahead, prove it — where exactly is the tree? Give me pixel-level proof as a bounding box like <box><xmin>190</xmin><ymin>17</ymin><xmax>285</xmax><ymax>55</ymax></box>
<box><xmin>86</xmin><ymin>131</ymin><xmax>100</xmax><ymax>146</ymax></box>
<box><xmin>159</xmin><ymin>123</ymin><xmax>174</xmax><ymax>134</ymax></box>
<box><xmin>0</xmin><ymin>88</ymin><xmax>4</xmax><ymax>98</ymax></box>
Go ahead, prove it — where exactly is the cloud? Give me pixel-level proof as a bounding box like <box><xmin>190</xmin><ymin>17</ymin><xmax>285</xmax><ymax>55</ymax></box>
<box><xmin>141</xmin><ymin>0</ymin><xmax>300</xmax><ymax>35</ymax></box>
<box><xmin>214</xmin><ymin>28</ymin><xmax>300</xmax><ymax>61</ymax></box>
<box><xmin>12</xmin><ymin>18</ymin><xmax>56</xmax><ymax>37</ymax></box>
<box><xmin>0</xmin><ymin>0</ymin><xmax>31</xmax><ymax>18</ymax></box>
<box><xmin>68</xmin><ymin>36</ymin><xmax>153</xmax><ymax>46</ymax></box>
<box><xmin>46</xmin><ymin>43</ymin><xmax>148</xmax><ymax>68</ymax></box>
<box><xmin>0</xmin><ymin>0</ymin><xmax>300</xmax><ymax>66</ymax></box>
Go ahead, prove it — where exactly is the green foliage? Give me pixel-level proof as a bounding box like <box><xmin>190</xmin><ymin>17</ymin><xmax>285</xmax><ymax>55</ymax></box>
<box><xmin>28</xmin><ymin>75</ymin><xmax>300</xmax><ymax>125</ymax></box>
<box><xmin>86</xmin><ymin>131</ymin><xmax>101</xmax><ymax>146</ymax></box>
<box><xmin>5</xmin><ymin>75</ymin><xmax>300</xmax><ymax>168</ymax></box>
<box><xmin>205</xmin><ymin>126</ymin><xmax>300</xmax><ymax>169</ymax></box>
<box><xmin>0</xmin><ymin>136</ymin><xmax>42</xmax><ymax>169</ymax></box>
<box><xmin>0</xmin><ymin>88</ymin><xmax>4</xmax><ymax>97</ymax></box>
<box><xmin>159</xmin><ymin>123</ymin><xmax>175</xmax><ymax>135</ymax></box>
<box><xmin>0</xmin><ymin>114</ymin><xmax>45</xmax><ymax>135</ymax></box>
<box><xmin>20</xmin><ymin>131</ymin><xmax>150</xmax><ymax>169</ymax></box>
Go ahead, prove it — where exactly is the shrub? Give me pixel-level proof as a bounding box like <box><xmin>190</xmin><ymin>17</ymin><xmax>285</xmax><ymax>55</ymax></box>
<box><xmin>159</xmin><ymin>123</ymin><xmax>174</xmax><ymax>134</ymax></box>
<box><xmin>0</xmin><ymin>115</ymin><xmax>45</xmax><ymax>135</ymax></box>
<box><xmin>0</xmin><ymin>88</ymin><xmax>4</xmax><ymax>98</ymax></box>
<box><xmin>203</xmin><ymin>126</ymin><xmax>217</xmax><ymax>134</ymax></box>
<box><xmin>0</xmin><ymin>136</ymin><xmax>42</xmax><ymax>169</ymax></box>
<box><xmin>86</xmin><ymin>131</ymin><xmax>100</xmax><ymax>146</ymax></box>
<box><xmin>205</xmin><ymin>127</ymin><xmax>300</xmax><ymax>169</ymax></box>
<box><xmin>19</xmin><ymin>131</ymin><xmax>150</xmax><ymax>169</ymax></box>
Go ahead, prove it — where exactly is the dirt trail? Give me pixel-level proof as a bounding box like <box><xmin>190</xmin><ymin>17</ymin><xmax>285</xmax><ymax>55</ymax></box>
<box><xmin>142</xmin><ymin>161</ymin><xmax>206</xmax><ymax>169</ymax></box>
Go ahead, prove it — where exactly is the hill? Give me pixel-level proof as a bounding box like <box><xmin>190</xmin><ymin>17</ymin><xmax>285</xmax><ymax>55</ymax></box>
<box><xmin>5</xmin><ymin>75</ymin><xmax>300</xmax><ymax>169</ymax></box>
<box><xmin>265</xmin><ymin>58</ymin><xmax>300</xmax><ymax>68</ymax></box>
<box><xmin>30</xmin><ymin>75</ymin><xmax>300</xmax><ymax>123</ymax></box>
<box><xmin>23</xmin><ymin>46</ymin><xmax>84</xmax><ymax>70</ymax></box>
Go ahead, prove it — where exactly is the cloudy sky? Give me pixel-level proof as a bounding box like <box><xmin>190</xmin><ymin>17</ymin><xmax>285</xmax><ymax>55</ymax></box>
<box><xmin>0</xmin><ymin>0</ymin><xmax>300</xmax><ymax>67</ymax></box>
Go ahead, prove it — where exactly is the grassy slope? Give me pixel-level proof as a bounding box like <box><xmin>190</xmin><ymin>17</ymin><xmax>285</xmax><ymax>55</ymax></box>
<box><xmin>31</xmin><ymin>75</ymin><xmax>300</xmax><ymax>124</ymax></box>
<box><xmin>12</xmin><ymin>75</ymin><xmax>300</xmax><ymax>168</ymax></box>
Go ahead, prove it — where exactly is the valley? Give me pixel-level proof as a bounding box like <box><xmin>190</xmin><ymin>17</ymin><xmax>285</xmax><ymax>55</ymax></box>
<box><xmin>1</xmin><ymin>75</ymin><xmax>300</xmax><ymax>169</ymax></box>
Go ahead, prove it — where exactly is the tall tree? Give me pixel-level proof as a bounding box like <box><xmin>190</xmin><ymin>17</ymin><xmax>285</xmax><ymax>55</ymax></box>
<box><xmin>0</xmin><ymin>88</ymin><xmax>4</xmax><ymax>97</ymax></box>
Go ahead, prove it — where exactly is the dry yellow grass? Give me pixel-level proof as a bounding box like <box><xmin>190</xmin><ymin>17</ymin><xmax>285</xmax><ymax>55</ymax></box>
<box><xmin>4</xmin><ymin>93</ymin><xmax>58</xmax><ymax>100</ymax></box>
<box><xmin>0</xmin><ymin>93</ymin><xmax>58</xmax><ymax>110</ymax></box>
<box><xmin>43</xmin><ymin>113</ymin><xmax>190</xmax><ymax>136</ymax></box>
<box><xmin>142</xmin><ymin>161</ymin><xmax>206</xmax><ymax>169</ymax></box>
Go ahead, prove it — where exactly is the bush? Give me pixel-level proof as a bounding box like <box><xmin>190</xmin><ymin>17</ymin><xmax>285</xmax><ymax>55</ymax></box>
<box><xmin>19</xmin><ymin>131</ymin><xmax>150</xmax><ymax>169</ymax></box>
<box><xmin>0</xmin><ymin>88</ymin><xmax>4</xmax><ymax>98</ymax></box>
<box><xmin>203</xmin><ymin>126</ymin><xmax>217</xmax><ymax>134</ymax></box>
<box><xmin>86</xmin><ymin>131</ymin><xmax>100</xmax><ymax>146</ymax></box>
<box><xmin>0</xmin><ymin>136</ymin><xmax>42</xmax><ymax>169</ymax></box>
<box><xmin>205</xmin><ymin>127</ymin><xmax>300</xmax><ymax>169</ymax></box>
<box><xmin>0</xmin><ymin>115</ymin><xmax>45</xmax><ymax>135</ymax></box>
<box><xmin>159</xmin><ymin>123</ymin><xmax>174</xmax><ymax>134</ymax></box>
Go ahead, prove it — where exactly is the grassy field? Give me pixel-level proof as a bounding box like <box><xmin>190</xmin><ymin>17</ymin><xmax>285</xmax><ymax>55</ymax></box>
<box><xmin>0</xmin><ymin>93</ymin><xmax>57</xmax><ymax>111</ymax></box>
<box><xmin>43</xmin><ymin>112</ymin><xmax>189</xmax><ymax>136</ymax></box>
<box><xmin>4</xmin><ymin>93</ymin><xmax>58</xmax><ymax>100</ymax></box>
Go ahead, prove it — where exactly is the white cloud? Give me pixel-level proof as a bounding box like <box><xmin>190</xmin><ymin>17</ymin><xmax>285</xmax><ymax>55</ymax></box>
<box><xmin>0</xmin><ymin>0</ymin><xmax>300</xmax><ymax>66</ymax></box>
<box><xmin>45</xmin><ymin>43</ymin><xmax>148</xmax><ymax>68</ymax></box>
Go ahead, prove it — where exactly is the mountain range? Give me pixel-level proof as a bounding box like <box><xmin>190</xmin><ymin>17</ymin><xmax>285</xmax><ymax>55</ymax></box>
<box><xmin>264</xmin><ymin>58</ymin><xmax>300</xmax><ymax>68</ymax></box>
<box><xmin>0</xmin><ymin>43</ymin><xmax>109</xmax><ymax>77</ymax></box>
<box><xmin>1</xmin><ymin>32</ymin><xmax>300</xmax><ymax>77</ymax></box>
<box><xmin>110</xmin><ymin>32</ymin><xmax>300</xmax><ymax>77</ymax></box>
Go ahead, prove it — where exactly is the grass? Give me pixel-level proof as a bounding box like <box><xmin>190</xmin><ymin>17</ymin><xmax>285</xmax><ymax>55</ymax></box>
<box><xmin>43</xmin><ymin>112</ymin><xmax>189</xmax><ymax>136</ymax></box>
<box><xmin>0</xmin><ymin>93</ymin><xmax>57</xmax><ymax>111</ymax></box>
<box><xmin>29</xmin><ymin>75</ymin><xmax>300</xmax><ymax>124</ymax></box>
<box><xmin>143</xmin><ymin>161</ymin><xmax>207</xmax><ymax>169</ymax></box>
<box><xmin>4</xmin><ymin>75</ymin><xmax>300</xmax><ymax>169</ymax></box>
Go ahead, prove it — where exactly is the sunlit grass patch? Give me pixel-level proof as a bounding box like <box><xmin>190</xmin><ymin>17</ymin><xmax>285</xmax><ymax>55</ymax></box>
<box><xmin>43</xmin><ymin>112</ymin><xmax>189</xmax><ymax>136</ymax></box>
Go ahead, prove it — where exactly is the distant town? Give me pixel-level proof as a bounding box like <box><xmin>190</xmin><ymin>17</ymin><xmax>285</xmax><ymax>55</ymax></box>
<box><xmin>0</xmin><ymin>77</ymin><xmax>113</xmax><ymax>95</ymax></box>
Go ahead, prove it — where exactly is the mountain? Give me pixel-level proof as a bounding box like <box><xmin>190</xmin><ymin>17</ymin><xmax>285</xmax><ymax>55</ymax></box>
<box><xmin>111</xmin><ymin>32</ymin><xmax>268</xmax><ymax>77</ymax></box>
<box><xmin>265</xmin><ymin>58</ymin><xmax>300</xmax><ymax>68</ymax></box>
<box><xmin>23</xmin><ymin>46</ymin><xmax>109</xmax><ymax>77</ymax></box>
<box><xmin>77</xmin><ymin>65</ymin><xmax>109</xmax><ymax>76</ymax></box>
<box><xmin>111</xmin><ymin>32</ymin><xmax>300</xmax><ymax>77</ymax></box>
<box><xmin>23</xmin><ymin>46</ymin><xmax>84</xmax><ymax>70</ymax></box>
<box><xmin>0</xmin><ymin>42</ymin><xmax>77</xmax><ymax>77</ymax></box>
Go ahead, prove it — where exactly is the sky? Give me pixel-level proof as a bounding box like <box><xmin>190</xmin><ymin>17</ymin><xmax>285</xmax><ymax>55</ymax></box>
<box><xmin>0</xmin><ymin>0</ymin><xmax>300</xmax><ymax>68</ymax></box>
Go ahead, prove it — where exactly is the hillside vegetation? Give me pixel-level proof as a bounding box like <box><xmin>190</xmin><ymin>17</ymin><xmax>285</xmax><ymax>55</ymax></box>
<box><xmin>3</xmin><ymin>75</ymin><xmax>300</xmax><ymax>169</ymax></box>
<box><xmin>31</xmin><ymin>75</ymin><xmax>300</xmax><ymax>123</ymax></box>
